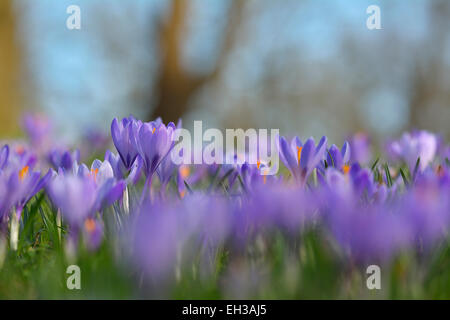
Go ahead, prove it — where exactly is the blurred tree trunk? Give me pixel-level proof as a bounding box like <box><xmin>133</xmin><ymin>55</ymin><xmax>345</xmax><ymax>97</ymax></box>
<box><xmin>0</xmin><ymin>0</ymin><xmax>21</xmax><ymax>136</ymax></box>
<box><xmin>149</xmin><ymin>0</ymin><xmax>244</xmax><ymax>123</ymax></box>
<box><xmin>409</xmin><ymin>1</ymin><xmax>449</xmax><ymax>130</ymax></box>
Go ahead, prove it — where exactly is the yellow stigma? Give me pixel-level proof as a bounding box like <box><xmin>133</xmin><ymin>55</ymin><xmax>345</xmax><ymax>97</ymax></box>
<box><xmin>91</xmin><ymin>168</ymin><xmax>99</xmax><ymax>182</ymax></box>
<box><xmin>152</xmin><ymin>127</ymin><xmax>156</xmax><ymax>134</ymax></box>
<box><xmin>19</xmin><ymin>166</ymin><xmax>29</xmax><ymax>181</ymax></box>
<box><xmin>84</xmin><ymin>218</ymin><xmax>96</xmax><ymax>233</ymax></box>
<box><xmin>180</xmin><ymin>165</ymin><xmax>190</xmax><ymax>179</ymax></box>
<box><xmin>343</xmin><ymin>165</ymin><xmax>350</xmax><ymax>174</ymax></box>
<box><xmin>296</xmin><ymin>146</ymin><xmax>302</xmax><ymax>163</ymax></box>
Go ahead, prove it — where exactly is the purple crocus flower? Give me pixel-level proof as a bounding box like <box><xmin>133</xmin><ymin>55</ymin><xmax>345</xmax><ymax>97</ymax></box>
<box><xmin>0</xmin><ymin>146</ymin><xmax>50</xmax><ymax>216</ymax></box>
<box><xmin>0</xmin><ymin>164</ymin><xmax>51</xmax><ymax>250</ymax></box>
<box><xmin>111</xmin><ymin>116</ymin><xmax>142</xmax><ymax>170</ymax></box>
<box><xmin>47</xmin><ymin>159</ymin><xmax>125</xmax><ymax>250</ymax></box>
<box><xmin>0</xmin><ymin>173</ymin><xmax>17</xmax><ymax>228</ymax></box>
<box><xmin>47</xmin><ymin>174</ymin><xmax>97</xmax><ymax>227</ymax></box>
<box><xmin>387</xmin><ymin>130</ymin><xmax>438</xmax><ymax>172</ymax></box>
<box><xmin>156</xmin><ymin>119</ymin><xmax>182</xmax><ymax>189</ymax></box>
<box><xmin>82</xmin><ymin>217</ymin><xmax>104</xmax><ymax>251</ymax></box>
<box><xmin>14</xmin><ymin>168</ymin><xmax>52</xmax><ymax>214</ymax></box>
<box><xmin>327</xmin><ymin>201</ymin><xmax>412</xmax><ymax>263</ymax></box>
<box><xmin>348</xmin><ymin>132</ymin><xmax>372</xmax><ymax>165</ymax></box>
<box><xmin>48</xmin><ymin>148</ymin><xmax>80</xmax><ymax>171</ymax></box>
<box><xmin>279</xmin><ymin>136</ymin><xmax>327</xmax><ymax>185</ymax></box>
<box><xmin>137</xmin><ymin>120</ymin><xmax>176</xmax><ymax>181</ymax></box>
<box><xmin>0</xmin><ymin>145</ymin><xmax>9</xmax><ymax>170</ymax></box>
<box><xmin>326</xmin><ymin>142</ymin><xmax>351</xmax><ymax>172</ymax></box>
<box><xmin>402</xmin><ymin>175</ymin><xmax>450</xmax><ymax>248</ymax></box>
<box><xmin>131</xmin><ymin>201</ymin><xmax>180</xmax><ymax>280</ymax></box>
<box><xmin>72</xmin><ymin>159</ymin><xmax>126</xmax><ymax>212</ymax></box>
<box><xmin>21</xmin><ymin>113</ymin><xmax>52</xmax><ymax>149</ymax></box>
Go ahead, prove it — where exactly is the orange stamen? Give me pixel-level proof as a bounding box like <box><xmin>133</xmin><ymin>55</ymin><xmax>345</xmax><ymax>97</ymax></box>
<box><xmin>296</xmin><ymin>146</ymin><xmax>302</xmax><ymax>163</ymax></box>
<box><xmin>84</xmin><ymin>218</ymin><xmax>96</xmax><ymax>233</ymax></box>
<box><xmin>343</xmin><ymin>165</ymin><xmax>350</xmax><ymax>174</ymax></box>
<box><xmin>19</xmin><ymin>166</ymin><xmax>29</xmax><ymax>181</ymax></box>
<box><xmin>180</xmin><ymin>190</ymin><xmax>186</xmax><ymax>199</ymax></box>
<box><xmin>180</xmin><ymin>166</ymin><xmax>190</xmax><ymax>179</ymax></box>
<box><xmin>263</xmin><ymin>168</ymin><xmax>269</xmax><ymax>184</ymax></box>
<box><xmin>91</xmin><ymin>168</ymin><xmax>99</xmax><ymax>182</ymax></box>
<box><xmin>152</xmin><ymin>127</ymin><xmax>156</xmax><ymax>134</ymax></box>
<box><xmin>257</xmin><ymin>160</ymin><xmax>261</xmax><ymax>169</ymax></box>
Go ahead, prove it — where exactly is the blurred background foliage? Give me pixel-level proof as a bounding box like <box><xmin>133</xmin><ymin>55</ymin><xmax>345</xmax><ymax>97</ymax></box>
<box><xmin>1</xmin><ymin>0</ymin><xmax>450</xmax><ymax>144</ymax></box>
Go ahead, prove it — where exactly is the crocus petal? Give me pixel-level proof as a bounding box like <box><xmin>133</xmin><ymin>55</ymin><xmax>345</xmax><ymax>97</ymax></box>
<box><xmin>279</xmin><ymin>136</ymin><xmax>298</xmax><ymax>175</ymax></box>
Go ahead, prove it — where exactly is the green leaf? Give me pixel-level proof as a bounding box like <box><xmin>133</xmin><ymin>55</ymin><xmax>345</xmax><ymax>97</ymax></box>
<box><xmin>384</xmin><ymin>163</ymin><xmax>393</xmax><ymax>188</ymax></box>
<box><xmin>183</xmin><ymin>180</ymin><xmax>193</xmax><ymax>194</ymax></box>
<box><xmin>215</xmin><ymin>168</ymin><xmax>234</xmax><ymax>190</ymax></box>
<box><xmin>412</xmin><ymin>157</ymin><xmax>421</xmax><ymax>182</ymax></box>
<box><xmin>399</xmin><ymin>168</ymin><xmax>409</xmax><ymax>187</ymax></box>
<box><xmin>237</xmin><ymin>174</ymin><xmax>247</xmax><ymax>194</ymax></box>
<box><xmin>371</xmin><ymin>157</ymin><xmax>380</xmax><ymax>171</ymax></box>
<box><xmin>327</xmin><ymin>150</ymin><xmax>335</xmax><ymax>168</ymax></box>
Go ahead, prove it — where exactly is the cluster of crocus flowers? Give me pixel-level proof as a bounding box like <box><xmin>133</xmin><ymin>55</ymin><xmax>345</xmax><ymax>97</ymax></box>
<box><xmin>0</xmin><ymin>144</ymin><xmax>51</xmax><ymax>253</ymax></box>
<box><xmin>2</xmin><ymin>114</ymin><xmax>450</xmax><ymax>295</ymax></box>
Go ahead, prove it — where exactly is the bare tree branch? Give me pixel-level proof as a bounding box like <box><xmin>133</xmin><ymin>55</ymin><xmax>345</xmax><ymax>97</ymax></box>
<box><xmin>149</xmin><ymin>0</ymin><xmax>245</xmax><ymax>122</ymax></box>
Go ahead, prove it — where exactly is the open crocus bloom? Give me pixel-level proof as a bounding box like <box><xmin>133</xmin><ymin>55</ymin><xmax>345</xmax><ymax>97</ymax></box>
<box><xmin>47</xmin><ymin>159</ymin><xmax>125</xmax><ymax>250</ymax></box>
<box><xmin>279</xmin><ymin>135</ymin><xmax>327</xmax><ymax>185</ymax></box>
<box><xmin>137</xmin><ymin>120</ymin><xmax>176</xmax><ymax>179</ymax></box>
<box><xmin>111</xmin><ymin>116</ymin><xmax>142</xmax><ymax>170</ymax></box>
<box><xmin>326</xmin><ymin>141</ymin><xmax>351</xmax><ymax>173</ymax></box>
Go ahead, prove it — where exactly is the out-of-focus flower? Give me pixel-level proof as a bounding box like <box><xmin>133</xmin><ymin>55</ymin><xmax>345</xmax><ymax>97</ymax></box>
<box><xmin>327</xmin><ymin>202</ymin><xmax>412</xmax><ymax>263</ymax></box>
<box><xmin>81</xmin><ymin>128</ymin><xmax>110</xmax><ymax>158</ymax></box>
<box><xmin>82</xmin><ymin>217</ymin><xmax>104</xmax><ymax>251</ymax></box>
<box><xmin>48</xmin><ymin>148</ymin><xmax>80</xmax><ymax>171</ymax></box>
<box><xmin>387</xmin><ymin>130</ymin><xmax>438</xmax><ymax>172</ymax></box>
<box><xmin>131</xmin><ymin>201</ymin><xmax>179</xmax><ymax>279</ymax></box>
<box><xmin>0</xmin><ymin>145</ymin><xmax>9</xmax><ymax>170</ymax></box>
<box><xmin>21</xmin><ymin>113</ymin><xmax>52</xmax><ymax>149</ymax></box>
<box><xmin>403</xmin><ymin>174</ymin><xmax>450</xmax><ymax>248</ymax></box>
<box><xmin>348</xmin><ymin>132</ymin><xmax>372</xmax><ymax>165</ymax></box>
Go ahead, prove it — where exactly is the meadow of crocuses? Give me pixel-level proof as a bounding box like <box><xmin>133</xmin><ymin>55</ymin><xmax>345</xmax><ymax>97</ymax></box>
<box><xmin>1</xmin><ymin>114</ymin><xmax>450</xmax><ymax>299</ymax></box>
